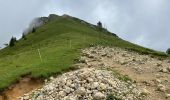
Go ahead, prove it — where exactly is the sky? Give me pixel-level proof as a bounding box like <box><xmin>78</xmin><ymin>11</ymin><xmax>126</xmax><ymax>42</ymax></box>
<box><xmin>0</xmin><ymin>0</ymin><xmax>170</xmax><ymax>52</ymax></box>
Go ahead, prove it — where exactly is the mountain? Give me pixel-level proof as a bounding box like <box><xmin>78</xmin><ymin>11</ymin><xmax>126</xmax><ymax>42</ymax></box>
<box><xmin>0</xmin><ymin>14</ymin><xmax>167</xmax><ymax>92</ymax></box>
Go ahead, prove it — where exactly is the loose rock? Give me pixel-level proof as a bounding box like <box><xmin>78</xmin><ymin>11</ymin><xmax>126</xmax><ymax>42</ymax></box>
<box><xmin>93</xmin><ymin>92</ymin><xmax>105</xmax><ymax>100</ymax></box>
<box><xmin>21</xmin><ymin>68</ymin><xmax>143</xmax><ymax>100</ymax></box>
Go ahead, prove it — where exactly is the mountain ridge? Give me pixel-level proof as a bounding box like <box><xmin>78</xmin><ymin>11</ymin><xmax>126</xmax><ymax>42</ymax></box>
<box><xmin>0</xmin><ymin>14</ymin><xmax>168</xmax><ymax>94</ymax></box>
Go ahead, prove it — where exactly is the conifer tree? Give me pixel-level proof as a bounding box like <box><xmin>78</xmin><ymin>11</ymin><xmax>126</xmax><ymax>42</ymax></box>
<box><xmin>22</xmin><ymin>33</ymin><xmax>27</xmax><ymax>40</ymax></box>
<box><xmin>32</xmin><ymin>27</ymin><xmax>36</xmax><ymax>33</ymax></box>
<box><xmin>97</xmin><ymin>21</ymin><xmax>103</xmax><ymax>31</ymax></box>
<box><xmin>9</xmin><ymin>37</ymin><xmax>17</xmax><ymax>47</ymax></box>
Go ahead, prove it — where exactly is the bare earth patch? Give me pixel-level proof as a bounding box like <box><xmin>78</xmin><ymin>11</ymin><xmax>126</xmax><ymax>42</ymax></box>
<box><xmin>0</xmin><ymin>76</ymin><xmax>43</xmax><ymax>100</ymax></box>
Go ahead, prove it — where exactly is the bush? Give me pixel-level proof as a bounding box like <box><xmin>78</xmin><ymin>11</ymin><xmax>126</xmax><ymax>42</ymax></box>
<box><xmin>166</xmin><ymin>48</ymin><xmax>170</xmax><ymax>54</ymax></box>
<box><xmin>106</xmin><ymin>94</ymin><xmax>122</xmax><ymax>100</ymax></box>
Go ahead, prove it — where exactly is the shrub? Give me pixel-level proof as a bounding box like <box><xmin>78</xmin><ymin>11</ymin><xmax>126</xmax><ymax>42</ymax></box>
<box><xmin>106</xmin><ymin>94</ymin><xmax>122</xmax><ymax>100</ymax></box>
<box><xmin>166</xmin><ymin>48</ymin><xmax>170</xmax><ymax>54</ymax></box>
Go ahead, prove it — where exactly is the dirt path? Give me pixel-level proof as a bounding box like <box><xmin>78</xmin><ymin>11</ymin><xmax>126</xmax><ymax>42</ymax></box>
<box><xmin>78</xmin><ymin>46</ymin><xmax>170</xmax><ymax>100</ymax></box>
<box><xmin>0</xmin><ymin>77</ymin><xmax>43</xmax><ymax>100</ymax></box>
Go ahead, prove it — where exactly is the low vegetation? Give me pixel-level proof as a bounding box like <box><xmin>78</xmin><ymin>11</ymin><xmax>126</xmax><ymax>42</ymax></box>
<box><xmin>111</xmin><ymin>69</ymin><xmax>132</xmax><ymax>82</ymax></box>
<box><xmin>106</xmin><ymin>94</ymin><xmax>122</xmax><ymax>100</ymax></box>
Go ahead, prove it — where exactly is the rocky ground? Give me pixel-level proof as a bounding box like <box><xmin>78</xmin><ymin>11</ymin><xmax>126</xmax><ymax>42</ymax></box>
<box><xmin>20</xmin><ymin>68</ymin><xmax>143</xmax><ymax>100</ymax></box>
<box><xmin>21</xmin><ymin>46</ymin><xmax>170</xmax><ymax>100</ymax></box>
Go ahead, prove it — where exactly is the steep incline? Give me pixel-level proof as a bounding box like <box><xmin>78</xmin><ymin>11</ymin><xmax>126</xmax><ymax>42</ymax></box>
<box><xmin>0</xmin><ymin>14</ymin><xmax>167</xmax><ymax>98</ymax></box>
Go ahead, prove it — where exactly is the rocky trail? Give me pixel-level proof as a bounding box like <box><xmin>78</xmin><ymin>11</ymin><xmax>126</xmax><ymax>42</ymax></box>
<box><xmin>20</xmin><ymin>46</ymin><xmax>170</xmax><ymax>100</ymax></box>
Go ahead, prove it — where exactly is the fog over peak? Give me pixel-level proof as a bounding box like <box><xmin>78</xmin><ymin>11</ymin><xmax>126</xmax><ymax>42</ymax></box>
<box><xmin>0</xmin><ymin>0</ymin><xmax>170</xmax><ymax>52</ymax></box>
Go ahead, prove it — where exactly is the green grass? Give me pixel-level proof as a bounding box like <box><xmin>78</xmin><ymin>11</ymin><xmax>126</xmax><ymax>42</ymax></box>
<box><xmin>109</xmin><ymin>68</ymin><xmax>132</xmax><ymax>82</ymax></box>
<box><xmin>0</xmin><ymin>15</ymin><xmax>167</xmax><ymax>92</ymax></box>
<box><xmin>106</xmin><ymin>94</ymin><xmax>122</xmax><ymax>100</ymax></box>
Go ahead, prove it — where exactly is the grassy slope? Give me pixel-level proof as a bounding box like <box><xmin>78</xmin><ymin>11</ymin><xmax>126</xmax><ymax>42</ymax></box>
<box><xmin>0</xmin><ymin>15</ymin><xmax>167</xmax><ymax>91</ymax></box>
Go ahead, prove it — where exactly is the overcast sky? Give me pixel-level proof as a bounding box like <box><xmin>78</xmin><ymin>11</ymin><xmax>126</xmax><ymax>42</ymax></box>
<box><xmin>0</xmin><ymin>0</ymin><xmax>170</xmax><ymax>52</ymax></box>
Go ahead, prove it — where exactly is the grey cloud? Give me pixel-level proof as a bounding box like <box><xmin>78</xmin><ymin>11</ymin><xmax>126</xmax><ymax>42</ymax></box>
<box><xmin>0</xmin><ymin>0</ymin><xmax>48</xmax><ymax>48</ymax></box>
<box><xmin>0</xmin><ymin>0</ymin><xmax>170</xmax><ymax>52</ymax></box>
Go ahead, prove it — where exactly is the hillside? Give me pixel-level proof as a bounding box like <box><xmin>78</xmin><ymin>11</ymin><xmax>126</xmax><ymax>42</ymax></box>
<box><xmin>21</xmin><ymin>46</ymin><xmax>170</xmax><ymax>100</ymax></box>
<box><xmin>0</xmin><ymin>14</ymin><xmax>169</xmax><ymax>99</ymax></box>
